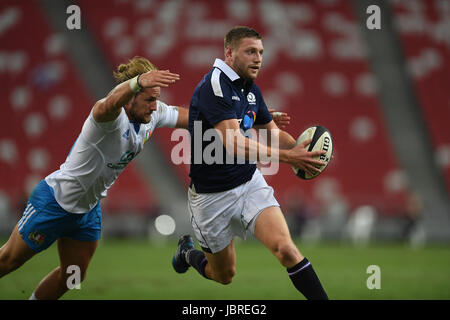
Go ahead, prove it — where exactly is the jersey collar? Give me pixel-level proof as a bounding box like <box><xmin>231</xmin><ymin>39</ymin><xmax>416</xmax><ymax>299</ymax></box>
<box><xmin>213</xmin><ymin>58</ymin><xmax>240</xmax><ymax>82</ymax></box>
<box><xmin>129</xmin><ymin>121</ymin><xmax>140</xmax><ymax>134</ymax></box>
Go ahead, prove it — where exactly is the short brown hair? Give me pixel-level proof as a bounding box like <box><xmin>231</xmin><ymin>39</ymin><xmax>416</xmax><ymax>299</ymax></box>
<box><xmin>224</xmin><ymin>26</ymin><xmax>262</xmax><ymax>50</ymax></box>
<box><xmin>113</xmin><ymin>56</ymin><xmax>158</xmax><ymax>84</ymax></box>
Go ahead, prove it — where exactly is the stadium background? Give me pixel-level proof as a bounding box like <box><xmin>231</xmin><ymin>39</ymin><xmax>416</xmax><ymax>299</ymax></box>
<box><xmin>0</xmin><ymin>0</ymin><xmax>449</xmax><ymax>299</ymax></box>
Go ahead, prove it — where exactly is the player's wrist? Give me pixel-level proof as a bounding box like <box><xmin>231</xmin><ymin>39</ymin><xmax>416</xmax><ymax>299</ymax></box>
<box><xmin>286</xmin><ymin>138</ymin><xmax>297</xmax><ymax>150</ymax></box>
<box><xmin>278</xmin><ymin>149</ymin><xmax>290</xmax><ymax>163</ymax></box>
<box><xmin>129</xmin><ymin>74</ymin><xmax>142</xmax><ymax>93</ymax></box>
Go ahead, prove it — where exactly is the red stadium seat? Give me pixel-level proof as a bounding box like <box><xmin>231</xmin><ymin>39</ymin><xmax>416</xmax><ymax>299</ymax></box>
<box><xmin>391</xmin><ymin>0</ymin><xmax>450</xmax><ymax>193</ymax></box>
<box><xmin>0</xmin><ymin>0</ymin><xmax>158</xmax><ymax>215</ymax></box>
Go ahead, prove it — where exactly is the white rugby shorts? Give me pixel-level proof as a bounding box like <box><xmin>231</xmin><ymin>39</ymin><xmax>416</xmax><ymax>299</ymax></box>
<box><xmin>188</xmin><ymin>169</ymin><xmax>279</xmax><ymax>253</ymax></box>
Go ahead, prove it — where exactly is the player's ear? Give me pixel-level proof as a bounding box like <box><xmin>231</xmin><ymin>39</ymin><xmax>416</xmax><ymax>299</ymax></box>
<box><xmin>225</xmin><ymin>46</ymin><xmax>234</xmax><ymax>60</ymax></box>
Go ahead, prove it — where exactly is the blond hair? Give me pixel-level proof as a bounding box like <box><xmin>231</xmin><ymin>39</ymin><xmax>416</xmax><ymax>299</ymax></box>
<box><xmin>113</xmin><ymin>56</ymin><xmax>158</xmax><ymax>84</ymax></box>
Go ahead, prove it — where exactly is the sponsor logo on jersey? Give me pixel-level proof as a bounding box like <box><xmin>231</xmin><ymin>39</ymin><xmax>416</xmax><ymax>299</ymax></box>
<box><xmin>232</xmin><ymin>95</ymin><xmax>240</xmax><ymax>101</ymax></box>
<box><xmin>243</xmin><ymin>110</ymin><xmax>256</xmax><ymax>130</ymax></box>
<box><xmin>107</xmin><ymin>150</ymin><xmax>136</xmax><ymax>170</ymax></box>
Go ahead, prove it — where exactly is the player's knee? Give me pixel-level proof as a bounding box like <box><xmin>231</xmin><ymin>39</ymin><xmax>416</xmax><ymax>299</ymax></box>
<box><xmin>215</xmin><ymin>267</ymin><xmax>235</xmax><ymax>285</ymax></box>
<box><xmin>275</xmin><ymin>242</ymin><xmax>301</xmax><ymax>267</ymax></box>
<box><xmin>218</xmin><ymin>276</ymin><xmax>233</xmax><ymax>285</ymax></box>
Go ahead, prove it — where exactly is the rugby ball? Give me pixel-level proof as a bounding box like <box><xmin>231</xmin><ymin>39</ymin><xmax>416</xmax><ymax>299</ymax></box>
<box><xmin>292</xmin><ymin>125</ymin><xmax>333</xmax><ymax>180</ymax></box>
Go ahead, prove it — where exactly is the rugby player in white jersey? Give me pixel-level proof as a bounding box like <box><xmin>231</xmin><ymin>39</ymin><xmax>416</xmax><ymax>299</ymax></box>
<box><xmin>0</xmin><ymin>57</ymin><xmax>182</xmax><ymax>299</ymax></box>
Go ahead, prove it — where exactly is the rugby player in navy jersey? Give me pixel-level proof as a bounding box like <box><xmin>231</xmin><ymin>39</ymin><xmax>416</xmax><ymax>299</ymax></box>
<box><xmin>172</xmin><ymin>26</ymin><xmax>328</xmax><ymax>300</ymax></box>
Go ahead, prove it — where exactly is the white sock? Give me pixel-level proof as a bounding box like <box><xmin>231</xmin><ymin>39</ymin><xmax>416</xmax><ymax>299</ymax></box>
<box><xmin>29</xmin><ymin>292</ymin><xmax>38</xmax><ymax>300</ymax></box>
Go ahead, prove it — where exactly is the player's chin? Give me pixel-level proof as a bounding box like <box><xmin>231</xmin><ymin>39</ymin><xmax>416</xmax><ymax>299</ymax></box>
<box><xmin>247</xmin><ymin>70</ymin><xmax>259</xmax><ymax>80</ymax></box>
<box><xmin>141</xmin><ymin>114</ymin><xmax>151</xmax><ymax>123</ymax></box>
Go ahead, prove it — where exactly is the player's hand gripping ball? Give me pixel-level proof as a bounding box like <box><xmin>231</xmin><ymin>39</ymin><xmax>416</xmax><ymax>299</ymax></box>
<box><xmin>292</xmin><ymin>125</ymin><xmax>333</xmax><ymax>180</ymax></box>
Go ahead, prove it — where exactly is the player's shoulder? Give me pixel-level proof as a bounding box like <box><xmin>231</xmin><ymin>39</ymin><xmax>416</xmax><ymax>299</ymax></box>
<box><xmin>87</xmin><ymin>106</ymin><xmax>128</xmax><ymax>132</ymax></box>
<box><xmin>199</xmin><ymin>67</ymin><xmax>233</xmax><ymax>99</ymax></box>
<box><xmin>201</xmin><ymin>66</ymin><xmax>230</xmax><ymax>85</ymax></box>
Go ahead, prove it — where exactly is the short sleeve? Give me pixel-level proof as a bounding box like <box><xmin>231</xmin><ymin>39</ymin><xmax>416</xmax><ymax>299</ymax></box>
<box><xmin>82</xmin><ymin>108</ymin><xmax>126</xmax><ymax>144</ymax></box>
<box><xmin>154</xmin><ymin>100</ymin><xmax>179</xmax><ymax>128</ymax></box>
<box><xmin>197</xmin><ymin>69</ymin><xmax>237</xmax><ymax>126</ymax></box>
<box><xmin>89</xmin><ymin>107</ymin><xmax>124</xmax><ymax>132</ymax></box>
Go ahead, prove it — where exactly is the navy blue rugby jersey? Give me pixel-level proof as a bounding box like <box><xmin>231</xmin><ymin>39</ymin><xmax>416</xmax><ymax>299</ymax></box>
<box><xmin>188</xmin><ymin>58</ymin><xmax>273</xmax><ymax>193</ymax></box>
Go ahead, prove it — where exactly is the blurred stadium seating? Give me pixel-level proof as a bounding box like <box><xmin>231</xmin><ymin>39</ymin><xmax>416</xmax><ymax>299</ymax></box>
<box><xmin>79</xmin><ymin>0</ymin><xmax>414</xmax><ymax>215</ymax></box>
<box><xmin>390</xmin><ymin>0</ymin><xmax>450</xmax><ymax>192</ymax></box>
<box><xmin>0</xmin><ymin>0</ymin><xmax>158</xmax><ymax>219</ymax></box>
<box><xmin>1</xmin><ymin>0</ymin><xmax>448</xmax><ymax>238</ymax></box>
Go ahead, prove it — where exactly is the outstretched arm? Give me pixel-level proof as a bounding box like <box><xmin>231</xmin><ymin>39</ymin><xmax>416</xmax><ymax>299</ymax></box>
<box><xmin>254</xmin><ymin>120</ymin><xmax>296</xmax><ymax>150</ymax></box>
<box><xmin>92</xmin><ymin>70</ymin><xmax>180</xmax><ymax>123</ymax></box>
<box><xmin>175</xmin><ymin>106</ymin><xmax>189</xmax><ymax>129</ymax></box>
<box><xmin>214</xmin><ymin>119</ymin><xmax>325</xmax><ymax>176</ymax></box>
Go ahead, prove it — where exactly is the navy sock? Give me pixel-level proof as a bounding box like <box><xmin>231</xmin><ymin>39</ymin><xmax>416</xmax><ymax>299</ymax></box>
<box><xmin>287</xmin><ymin>257</ymin><xmax>328</xmax><ymax>300</ymax></box>
<box><xmin>186</xmin><ymin>249</ymin><xmax>209</xmax><ymax>279</ymax></box>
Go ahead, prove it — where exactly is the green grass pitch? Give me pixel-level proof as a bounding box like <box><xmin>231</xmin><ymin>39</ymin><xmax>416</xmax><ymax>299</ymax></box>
<box><xmin>1</xmin><ymin>238</ymin><xmax>449</xmax><ymax>300</ymax></box>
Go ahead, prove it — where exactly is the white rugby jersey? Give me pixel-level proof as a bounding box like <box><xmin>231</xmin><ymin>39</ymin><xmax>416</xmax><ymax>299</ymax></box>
<box><xmin>45</xmin><ymin>100</ymin><xmax>178</xmax><ymax>213</ymax></box>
